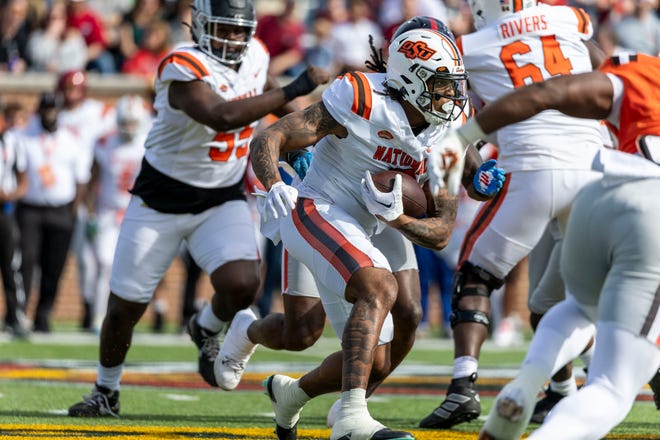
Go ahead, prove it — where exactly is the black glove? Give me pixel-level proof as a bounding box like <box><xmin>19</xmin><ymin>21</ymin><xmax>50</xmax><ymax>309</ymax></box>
<box><xmin>282</xmin><ymin>69</ymin><xmax>317</xmax><ymax>101</ymax></box>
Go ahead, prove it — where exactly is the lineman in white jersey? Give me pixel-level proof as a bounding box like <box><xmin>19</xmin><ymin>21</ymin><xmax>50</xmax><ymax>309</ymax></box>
<box><xmin>250</xmin><ymin>27</ymin><xmax>503</xmax><ymax>440</ymax></box>
<box><xmin>85</xmin><ymin>95</ymin><xmax>151</xmax><ymax>334</ymax></box>
<box><xmin>68</xmin><ymin>0</ymin><xmax>329</xmax><ymax>418</ymax></box>
<box><xmin>419</xmin><ymin>0</ymin><xmax>608</xmax><ymax>429</ymax></box>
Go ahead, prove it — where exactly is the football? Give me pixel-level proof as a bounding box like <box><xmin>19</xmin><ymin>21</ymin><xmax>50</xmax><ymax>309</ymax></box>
<box><xmin>371</xmin><ymin>170</ymin><xmax>427</xmax><ymax>218</ymax></box>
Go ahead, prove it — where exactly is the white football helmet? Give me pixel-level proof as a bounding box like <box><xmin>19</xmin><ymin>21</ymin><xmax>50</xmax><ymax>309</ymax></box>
<box><xmin>116</xmin><ymin>94</ymin><xmax>149</xmax><ymax>141</ymax></box>
<box><xmin>469</xmin><ymin>0</ymin><xmax>538</xmax><ymax>30</ymax></box>
<box><xmin>190</xmin><ymin>0</ymin><xmax>257</xmax><ymax>65</ymax></box>
<box><xmin>386</xmin><ymin>28</ymin><xmax>468</xmax><ymax>126</ymax></box>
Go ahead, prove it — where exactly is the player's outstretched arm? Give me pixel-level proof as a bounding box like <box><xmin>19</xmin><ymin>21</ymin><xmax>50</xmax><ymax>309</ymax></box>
<box><xmin>169</xmin><ymin>66</ymin><xmax>330</xmax><ymax>133</ymax></box>
<box><xmin>250</xmin><ymin>100</ymin><xmax>347</xmax><ymax>190</ymax></box>
<box><xmin>475</xmin><ymin>71</ymin><xmax>614</xmax><ymax>135</ymax></box>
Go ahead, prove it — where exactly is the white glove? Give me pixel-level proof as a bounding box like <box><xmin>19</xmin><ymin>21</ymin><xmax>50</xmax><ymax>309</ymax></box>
<box><xmin>360</xmin><ymin>170</ymin><xmax>404</xmax><ymax>222</ymax></box>
<box><xmin>265</xmin><ymin>181</ymin><xmax>298</xmax><ymax>219</ymax></box>
<box><xmin>426</xmin><ymin>129</ymin><xmax>468</xmax><ymax>197</ymax></box>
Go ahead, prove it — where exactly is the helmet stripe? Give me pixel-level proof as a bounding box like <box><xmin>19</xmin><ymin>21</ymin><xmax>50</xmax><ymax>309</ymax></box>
<box><xmin>428</xmin><ymin>30</ymin><xmax>461</xmax><ymax>67</ymax></box>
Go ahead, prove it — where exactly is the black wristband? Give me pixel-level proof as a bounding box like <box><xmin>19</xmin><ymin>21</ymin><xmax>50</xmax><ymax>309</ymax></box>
<box><xmin>282</xmin><ymin>70</ymin><xmax>316</xmax><ymax>101</ymax></box>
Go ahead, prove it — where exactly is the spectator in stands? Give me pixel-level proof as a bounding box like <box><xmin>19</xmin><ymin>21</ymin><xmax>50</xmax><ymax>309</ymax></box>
<box><xmin>601</xmin><ymin>0</ymin><xmax>660</xmax><ymax>56</ymax></box>
<box><xmin>15</xmin><ymin>92</ymin><xmax>90</xmax><ymax>333</ymax></box>
<box><xmin>165</xmin><ymin>0</ymin><xmax>193</xmax><ymax>46</ymax></box>
<box><xmin>121</xmin><ymin>19</ymin><xmax>171</xmax><ymax>80</ymax></box>
<box><xmin>256</xmin><ymin>0</ymin><xmax>305</xmax><ymax>77</ymax></box>
<box><xmin>66</xmin><ymin>0</ymin><xmax>116</xmax><ymax>73</ymax></box>
<box><xmin>117</xmin><ymin>0</ymin><xmax>165</xmax><ymax>67</ymax></box>
<box><xmin>379</xmin><ymin>0</ymin><xmax>448</xmax><ymax>39</ymax></box>
<box><xmin>289</xmin><ymin>10</ymin><xmax>334</xmax><ymax>76</ymax></box>
<box><xmin>379</xmin><ymin>0</ymin><xmax>446</xmax><ymax>29</ymax></box>
<box><xmin>328</xmin><ymin>0</ymin><xmax>383</xmax><ymax>75</ymax></box>
<box><xmin>0</xmin><ymin>0</ymin><xmax>32</xmax><ymax>73</ymax></box>
<box><xmin>0</xmin><ymin>99</ymin><xmax>29</xmax><ymax>338</ymax></box>
<box><xmin>26</xmin><ymin>0</ymin><xmax>87</xmax><ymax>73</ymax></box>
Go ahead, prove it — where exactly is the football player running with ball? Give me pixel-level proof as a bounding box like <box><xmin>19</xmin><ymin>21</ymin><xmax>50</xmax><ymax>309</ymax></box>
<box><xmin>249</xmin><ymin>24</ymin><xmax>503</xmax><ymax>440</ymax></box>
<box><xmin>67</xmin><ymin>0</ymin><xmax>329</xmax><ymax>418</ymax></box>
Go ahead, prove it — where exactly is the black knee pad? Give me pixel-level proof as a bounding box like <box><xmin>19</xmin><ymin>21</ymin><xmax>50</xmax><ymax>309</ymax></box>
<box><xmin>449</xmin><ymin>262</ymin><xmax>503</xmax><ymax>328</ymax></box>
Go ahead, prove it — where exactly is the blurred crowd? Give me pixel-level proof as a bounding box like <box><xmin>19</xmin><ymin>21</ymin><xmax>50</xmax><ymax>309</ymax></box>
<box><xmin>0</xmin><ymin>0</ymin><xmax>658</xmax><ymax>80</ymax></box>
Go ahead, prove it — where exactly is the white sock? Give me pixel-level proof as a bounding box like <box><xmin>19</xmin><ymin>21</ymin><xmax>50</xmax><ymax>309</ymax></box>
<box><xmin>549</xmin><ymin>375</ymin><xmax>577</xmax><ymax>396</ymax></box>
<box><xmin>454</xmin><ymin>356</ymin><xmax>478</xmax><ymax>379</ymax></box>
<box><xmin>338</xmin><ymin>388</ymin><xmax>369</xmax><ymax>419</ymax></box>
<box><xmin>579</xmin><ymin>341</ymin><xmax>595</xmax><ymax>370</ymax></box>
<box><xmin>198</xmin><ymin>304</ymin><xmax>228</xmax><ymax>334</ymax></box>
<box><xmin>97</xmin><ymin>364</ymin><xmax>123</xmax><ymax>391</ymax></box>
<box><xmin>292</xmin><ymin>379</ymin><xmax>312</xmax><ymax>406</ymax></box>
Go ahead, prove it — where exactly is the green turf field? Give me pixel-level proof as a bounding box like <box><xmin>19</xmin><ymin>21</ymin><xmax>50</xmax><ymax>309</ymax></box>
<box><xmin>0</xmin><ymin>328</ymin><xmax>657</xmax><ymax>439</ymax></box>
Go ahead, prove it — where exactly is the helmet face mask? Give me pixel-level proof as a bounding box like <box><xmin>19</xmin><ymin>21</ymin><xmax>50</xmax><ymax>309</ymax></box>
<box><xmin>386</xmin><ymin>29</ymin><xmax>468</xmax><ymax>126</ymax></box>
<box><xmin>191</xmin><ymin>0</ymin><xmax>257</xmax><ymax>66</ymax></box>
<box><xmin>469</xmin><ymin>0</ymin><xmax>538</xmax><ymax>30</ymax></box>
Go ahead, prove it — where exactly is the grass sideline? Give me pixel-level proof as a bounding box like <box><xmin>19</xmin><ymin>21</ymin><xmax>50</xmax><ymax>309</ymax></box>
<box><xmin>0</xmin><ymin>328</ymin><xmax>657</xmax><ymax>439</ymax></box>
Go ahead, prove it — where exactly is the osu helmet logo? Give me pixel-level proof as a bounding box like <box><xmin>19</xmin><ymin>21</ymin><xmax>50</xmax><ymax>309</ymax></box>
<box><xmin>398</xmin><ymin>40</ymin><xmax>436</xmax><ymax>61</ymax></box>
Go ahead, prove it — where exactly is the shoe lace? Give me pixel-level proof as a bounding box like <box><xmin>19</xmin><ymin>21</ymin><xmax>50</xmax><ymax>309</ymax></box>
<box><xmin>83</xmin><ymin>389</ymin><xmax>119</xmax><ymax>417</ymax></box>
<box><xmin>221</xmin><ymin>356</ymin><xmax>245</xmax><ymax>373</ymax></box>
<box><xmin>200</xmin><ymin>335</ymin><xmax>220</xmax><ymax>361</ymax></box>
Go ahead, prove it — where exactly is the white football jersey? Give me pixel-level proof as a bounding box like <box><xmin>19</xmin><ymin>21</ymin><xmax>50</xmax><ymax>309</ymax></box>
<box><xmin>299</xmin><ymin>71</ymin><xmax>468</xmax><ymax>235</ymax></box>
<box><xmin>458</xmin><ymin>4</ymin><xmax>602</xmax><ymax>172</ymax></box>
<box><xmin>20</xmin><ymin>125</ymin><xmax>90</xmax><ymax>206</ymax></box>
<box><xmin>144</xmin><ymin>42</ymin><xmax>269</xmax><ymax>188</ymax></box>
<box><xmin>0</xmin><ymin>130</ymin><xmax>27</xmax><ymax>194</ymax></box>
<box><xmin>59</xmin><ymin>98</ymin><xmax>116</xmax><ymax>169</ymax></box>
<box><xmin>94</xmin><ymin>130</ymin><xmax>147</xmax><ymax>212</ymax></box>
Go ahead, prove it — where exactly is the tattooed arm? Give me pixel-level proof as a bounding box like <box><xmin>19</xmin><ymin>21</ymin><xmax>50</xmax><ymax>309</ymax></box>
<box><xmin>250</xmin><ymin>101</ymin><xmax>348</xmax><ymax>190</ymax></box>
<box><xmin>384</xmin><ymin>186</ymin><xmax>458</xmax><ymax>251</ymax></box>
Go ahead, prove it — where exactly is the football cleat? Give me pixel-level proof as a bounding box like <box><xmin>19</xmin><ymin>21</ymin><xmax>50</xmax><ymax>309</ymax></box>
<box><xmin>188</xmin><ymin>313</ymin><xmax>224</xmax><ymax>387</ymax></box>
<box><xmin>215</xmin><ymin>308</ymin><xmax>258</xmax><ymax>390</ymax></box>
<box><xmin>419</xmin><ymin>373</ymin><xmax>480</xmax><ymax>428</ymax></box>
<box><xmin>649</xmin><ymin>368</ymin><xmax>660</xmax><ymax>410</ymax></box>
<box><xmin>68</xmin><ymin>384</ymin><xmax>120</xmax><ymax>417</ymax></box>
<box><xmin>332</xmin><ymin>414</ymin><xmax>413</xmax><ymax>440</ymax></box>
<box><xmin>480</xmin><ymin>379</ymin><xmax>537</xmax><ymax>440</ymax></box>
<box><xmin>264</xmin><ymin>374</ymin><xmax>304</xmax><ymax>440</ymax></box>
<box><xmin>530</xmin><ymin>387</ymin><xmax>565</xmax><ymax>423</ymax></box>
<box><xmin>327</xmin><ymin>398</ymin><xmax>341</xmax><ymax>428</ymax></box>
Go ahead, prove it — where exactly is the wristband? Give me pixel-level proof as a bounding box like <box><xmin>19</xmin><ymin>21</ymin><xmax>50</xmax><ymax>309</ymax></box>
<box><xmin>282</xmin><ymin>70</ymin><xmax>316</xmax><ymax>101</ymax></box>
<box><xmin>457</xmin><ymin>118</ymin><xmax>488</xmax><ymax>145</ymax></box>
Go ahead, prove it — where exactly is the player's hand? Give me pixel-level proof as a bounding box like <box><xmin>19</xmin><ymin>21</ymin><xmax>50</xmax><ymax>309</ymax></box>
<box><xmin>473</xmin><ymin>159</ymin><xmax>505</xmax><ymax>197</ymax></box>
<box><xmin>265</xmin><ymin>181</ymin><xmax>298</xmax><ymax>219</ymax></box>
<box><xmin>282</xmin><ymin>66</ymin><xmax>331</xmax><ymax>100</ymax></box>
<box><xmin>426</xmin><ymin>129</ymin><xmax>468</xmax><ymax>197</ymax></box>
<box><xmin>360</xmin><ymin>170</ymin><xmax>404</xmax><ymax>222</ymax></box>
